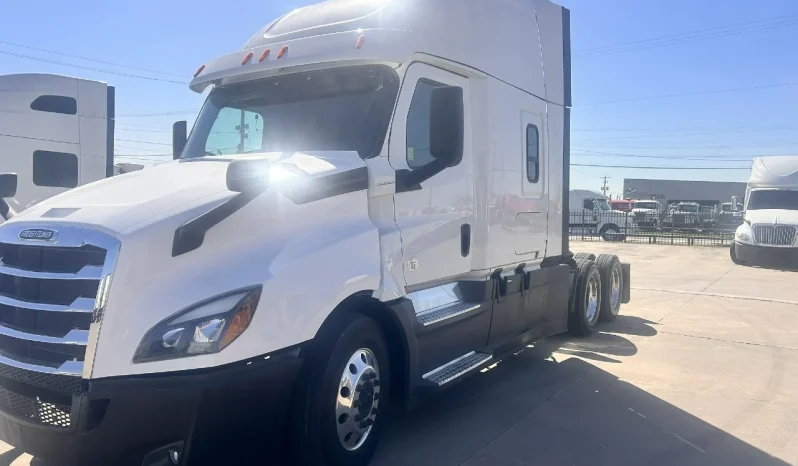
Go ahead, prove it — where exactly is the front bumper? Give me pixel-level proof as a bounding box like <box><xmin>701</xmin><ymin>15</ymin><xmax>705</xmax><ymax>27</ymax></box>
<box><xmin>0</xmin><ymin>347</ymin><xmax>303</xmax><ymax>466</ymax></box>
<box><xmin>734</xmin><ymin>241</ymin><xmax>798</xmax><ymax>264</ymax></box>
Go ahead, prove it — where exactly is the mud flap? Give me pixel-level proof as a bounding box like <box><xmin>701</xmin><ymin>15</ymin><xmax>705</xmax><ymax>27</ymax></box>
<box><xmin>621</xmin><ymin>262</ymin><xmax>631</xmax><ymax>303</ymax></box>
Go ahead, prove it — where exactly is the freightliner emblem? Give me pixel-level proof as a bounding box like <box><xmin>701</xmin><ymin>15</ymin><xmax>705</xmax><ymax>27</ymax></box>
<box><xmin>18</xmin><ymin>228</ymin><xmax>58</xmax><ymax>242</ymax></box>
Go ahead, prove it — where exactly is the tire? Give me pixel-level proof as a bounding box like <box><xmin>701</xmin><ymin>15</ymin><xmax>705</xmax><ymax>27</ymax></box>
<box><xmin>568</xmin><ymin>259</ymin><xmax>602</xmax><ymax>337</ymax></box>
<box><xmin>290</xmin><ymin>312</ymin><xmax>390</xmax><ymax>466</ymax></box>
<box><xmin>600</xmin><ymin>225</ymin><xmax>621</xmax><ymax>242</ymax></box>
<box><xmin>596</xmin><ymin>254</ymin><xmax>623</xmax><ymax>322</ymax></box>
<box><xmin>730</xmin><ymin>243</ymin><xmax>748</xmax><ymax>266</ymax></box>
<box><xmin>573</xmin><ymin>252</ymin><xmax>595</xmax><ymax>262</ymax></box>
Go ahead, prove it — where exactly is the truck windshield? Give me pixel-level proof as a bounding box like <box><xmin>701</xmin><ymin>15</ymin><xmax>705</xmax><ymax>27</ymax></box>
<box><xmin>748</xmin><ymin>190</ymin><xmax>798</xmax><ymax>210</ymax></box>
<box><xmin>678</xmin><ymin>205</ymin><xmax>698</xmax><ymax>213</ymax></box>
<box><xmin>596</xmin><ymin>199</ymin><xmax>612</xmax><ymax>211</ymax></box>
<box><xmin>635</xmin><ymin>202</ymin><xmax>658</xmax><ymax>210</ymax></box>
<box><xmin>182</xmin><ymin>65</ymin><xmax>399</xmax><ymax>159</ymax></box>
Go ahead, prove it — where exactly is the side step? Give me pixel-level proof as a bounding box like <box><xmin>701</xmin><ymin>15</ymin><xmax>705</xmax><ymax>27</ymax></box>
<box><xmin>416</xmin><ymin>302</ymin><xmax>480</xmax><ymax>326</ymax></box>
<box><xmin>422</xmin><ymin>351</ymin><xmax>492</xmax><ymax>386</ymax></box>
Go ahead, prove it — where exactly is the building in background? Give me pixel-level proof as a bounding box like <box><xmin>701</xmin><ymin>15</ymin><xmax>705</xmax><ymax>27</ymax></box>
<box><xmin>624</xmin><ymin>178</ymin><xmax>746</xmax><ymax>207</ymax></box>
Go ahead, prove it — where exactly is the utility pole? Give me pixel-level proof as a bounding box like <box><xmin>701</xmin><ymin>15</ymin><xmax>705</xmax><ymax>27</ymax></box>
<box><xmin>600</xmin><ymin>175</ymin><xmax>611</xmax><ymax>198</ymax></box>
<box><xmin>236</xmin><ymin>110</ymin><xmax>249</xmax><ymax>152</ymax></box>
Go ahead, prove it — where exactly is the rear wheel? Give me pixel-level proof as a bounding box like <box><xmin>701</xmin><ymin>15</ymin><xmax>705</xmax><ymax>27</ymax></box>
<box><xmin>596</xmin><ymin>254</ymin><xmax>623</xmax><ymax>322</ymax></box>
<box><xmin>573</xmin><ymin>252</ymin><xmax>595</xmax><ymax>262</ymax></box>
<box><xmin>568</xmin><ymin>259</ymin><xmax>602</xmax><ymax>336</ymax></box>
<box><xmin>291</xmin><ymin>313</ymin><xmax>390</xmax><ymax>466</ymax></box>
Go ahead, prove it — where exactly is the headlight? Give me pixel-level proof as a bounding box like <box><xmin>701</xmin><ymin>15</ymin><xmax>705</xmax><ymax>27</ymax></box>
<box><xmin>735</xmin><ymin>224</ymin><xmax>754</xmax><ymax>244</ymax></box>
<box><xmin>133</xmin><ymin>286</ymin><xmax>261</xmax><ymax>363</ymax></box>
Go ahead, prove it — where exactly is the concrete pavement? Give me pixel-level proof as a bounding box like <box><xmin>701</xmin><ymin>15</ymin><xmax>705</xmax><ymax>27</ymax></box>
<box><xmin>2</xmin><ymin>242</ymin><xmax>796</xmax><ymax>465</ymax></box>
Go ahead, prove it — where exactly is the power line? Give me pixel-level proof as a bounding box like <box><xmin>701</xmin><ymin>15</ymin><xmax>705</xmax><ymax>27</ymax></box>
<box><xmin>571</xmin><ymin>149</ymin><xmax>759</xmax><ymax>161</ymax></box>
<box><xmin>0</xmin><ymin>50</ymin><xmax>188</xmax><ymax>84</ymax></box>
<box><xmin>115</xmin><ymin>138</ymin><xmax>171</xmax><ymax>146</ymax></box>
<box><xmin>574</xmin><ymin>14</ymin><xmax>798</xmax><ymax>59</ymax></box>
<box><xmin>0</xmin><ymin>40</ymin><xmax>188</xmax><ymax>78</ymax></box>
<box><xmin>115</xmin><ymin>127</ymin><xmax>172</xmax><ymax>133</ymax></box>
<box><xmin>577</xmin><ymin>81</ymin><xmax>798</xmax><ymax>106</ymax></box>
<box><xmin>572</xmin><ymin>163</ymin><xmax>750</xmax><ymax>170</ymax></box>
<box><xmin>573</xmin><ymin>125</ymin><xmax>798</xmax><ymax>140</ymax></box>
<box><xmin>117</xmin><ymin>109</ymin><xmax>200</xmax><ymax>117</ymax></box>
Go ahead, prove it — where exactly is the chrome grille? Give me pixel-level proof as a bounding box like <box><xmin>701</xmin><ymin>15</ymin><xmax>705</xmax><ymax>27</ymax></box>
<box><xmin>0</xmin><ymin>225</ymin><xmax>118</xmax><ymax>427</ymax></box>
<box><xmin>753</xmin><ymin>225</ymin><xmax>797</xmax><ymax>246</ymax></box>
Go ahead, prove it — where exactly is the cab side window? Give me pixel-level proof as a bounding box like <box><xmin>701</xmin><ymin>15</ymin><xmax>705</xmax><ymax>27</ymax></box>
<box><xmin>583</xmin><ymin>199</ymin><xmax>595</xmax><ymax>210</ymax></box>
<box><xmin>406</xmin><ymin>80</ymin><xmax>447</xmax><ymax>169</ymax></box>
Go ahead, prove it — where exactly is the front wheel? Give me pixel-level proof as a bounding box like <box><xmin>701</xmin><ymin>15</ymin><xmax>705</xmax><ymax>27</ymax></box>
<box><xmin>291</xmin><ymin>313</ymin><xmax>390</xmax><ymax>466</ymax></box>
<box><xmin>600</xmin><ymin>225</ymin><xmax>621</xmax><ymax>242</ymax></box>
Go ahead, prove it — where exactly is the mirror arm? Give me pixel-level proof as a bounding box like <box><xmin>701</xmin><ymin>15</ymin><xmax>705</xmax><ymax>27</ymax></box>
<box><xmin>395</xmin><ymin>158</ymin><xmax>449</xmax><ymax>193</ymax></box>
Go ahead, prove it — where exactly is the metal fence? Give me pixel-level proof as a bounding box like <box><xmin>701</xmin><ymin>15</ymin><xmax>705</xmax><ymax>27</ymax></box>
<box><xmin>568</xmin><ymin>209</ymin><xmax>742</xmax><ymax>246</ymax></box>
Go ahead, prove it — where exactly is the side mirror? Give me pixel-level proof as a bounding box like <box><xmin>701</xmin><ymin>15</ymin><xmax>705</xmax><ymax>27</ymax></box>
<box><xmin>172</xmin><ymin>121</ymin><xmax>188</xmax><ymax>160</ymax></box>
<box><xmin>0</xmin><ymin>174</ymin><xmax>17</xmax><ymax>198</ymax></box>
<box><xmin>226</xmin><ymin>159</ymin><xmax>270</xmax><ymax>194</ymax></box>
<box><xmin>429</xmin><ymin>86</ymin><xmax>464</xmax><ymax>167</ymax></box>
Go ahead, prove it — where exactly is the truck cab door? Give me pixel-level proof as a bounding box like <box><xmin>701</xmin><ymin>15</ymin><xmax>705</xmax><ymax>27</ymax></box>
<box><xmin>389</xmin><ymin>64</ymin><xmax>474</xmax><ymax>288</ymax></box>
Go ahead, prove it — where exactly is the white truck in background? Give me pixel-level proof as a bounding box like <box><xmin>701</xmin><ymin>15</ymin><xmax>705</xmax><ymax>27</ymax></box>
<box><xmin>0</xmin><ymin>1</ymin><xmax>632</xmax><ymax>465</ymax></box>
<box><xmin>631</xmin><ymin>199</ymin><xmax>662</xmax><ymax>230</ymax></box>
<box><xmin>0</xmin><ymin>73</ymin><xmax>140</xmax><ymax>221</ymax></box>
<box><xmin>732</xmin><ymin>156</ymin><xmax>798</xmax><ymax>265</ymax></box>
<box><xmin>569</xmin><ymin>189</ymin><xmax>638</xmax><ymax>241</ymax></box>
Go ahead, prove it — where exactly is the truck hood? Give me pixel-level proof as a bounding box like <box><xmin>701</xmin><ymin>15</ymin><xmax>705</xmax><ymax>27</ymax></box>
<box><xmin>8</xmin><ymin>151</ymin><xmax>365</xmax><ymax>234</ymax></box>
<box><xmin>744</xmin><ymin>209</ymin><xmax>798</xmax><ymax>225</ymax></box>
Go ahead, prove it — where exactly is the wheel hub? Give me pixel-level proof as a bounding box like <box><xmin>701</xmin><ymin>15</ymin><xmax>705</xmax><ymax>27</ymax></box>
<box><xmin>586</xmin><ymin>277</ymin><xmax>599</xmax><ymax>322</ymax></box>
<box><xmin>610</xmin><ymin>267</ymin><xmax>621</xmax><ymax>311</ymax></box>
<box><xmin>335</xmin><ymin>349</ymin><xmax>381</xmax><ymax>451</ymax></box>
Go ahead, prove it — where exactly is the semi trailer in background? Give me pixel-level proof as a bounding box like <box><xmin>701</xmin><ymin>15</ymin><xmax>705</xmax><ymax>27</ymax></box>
<box><xmin>0</xmin><ymin>73</ymin><xmax>145</xmax><ymax>222</ymax></box>
<box><xmin>0</xmin><ymin>1</ymin><xmax>631</xmax><ymax>465</ymax></box>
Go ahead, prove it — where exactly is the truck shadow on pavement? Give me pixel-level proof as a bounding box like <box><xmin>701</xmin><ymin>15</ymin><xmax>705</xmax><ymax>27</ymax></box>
<box><xmin>373</xmin><ymin>317</ymin><xmax>787</xmax><ymax>466</ymax></box>
<box><xmin>12</xmin><ymin>316</ymin><xmax>786</xmax><ymax>466</ymax></box>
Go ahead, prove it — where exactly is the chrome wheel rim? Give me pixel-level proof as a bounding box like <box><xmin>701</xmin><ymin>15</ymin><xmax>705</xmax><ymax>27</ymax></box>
<box><xmin>586</xmin><ymin>277</ymin><xmax>599</xmax><ymax>323</ymax></box>
<box><xmin>610</xmin><ymin>267</ymin><xmax>621</xmax><ymax>312</ymax></box>
<box><xmin>335</xmin><ymin>348</ymin><xmax>381</xmax><ymax>451</ymax></box>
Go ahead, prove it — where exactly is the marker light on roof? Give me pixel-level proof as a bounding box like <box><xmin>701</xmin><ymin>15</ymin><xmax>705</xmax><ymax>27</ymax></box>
<box><xmin>241</xmin><ymin>52</ymin><xmax>254</xmax><ymax>65</ymax></box>
<box><xmin>258</xmin><ymin>48</ymin><xmax>271</xmax><ymax>62</ymax></box>
<box><xmin>277</xmin><ymin>45</ymin><xmax>288</xmax><ymax>59</ymax></box>
<box><xmin>193</xmin><ymin>65</ymin><xmax>205</xmax><ymax>78</ymax></box>
<box><xmin>356</xmin><ymin>34</ymin><xmax>366</xmax><ymax>49</ymax></box>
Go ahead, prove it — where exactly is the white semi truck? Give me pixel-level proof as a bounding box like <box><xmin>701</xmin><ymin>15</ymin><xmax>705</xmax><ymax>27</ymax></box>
<box><xmin>0</xmin><ymin>74</ymin><xmax>117</xmax><ymax>221</ymax></box>
<box><xmin>731</xmin><ymin>156</ymin><xmax>798</xmax><ymax>265</ymax></box>
<box><xmin>569</xmin><ymin>189</ymin><xmax>638</xmax><ymax>241</ymax></box>
<box><xmin>0</xmin><ymin>1</ymin><xmax>631</xmax><ymax>465</ymax></box>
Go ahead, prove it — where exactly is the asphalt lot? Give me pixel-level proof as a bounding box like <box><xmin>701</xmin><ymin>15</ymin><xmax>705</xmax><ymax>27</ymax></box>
<box><xmin>2</xmin><ymin>242</ymin><xmax>796</xmax><ymax>465</ymax></box>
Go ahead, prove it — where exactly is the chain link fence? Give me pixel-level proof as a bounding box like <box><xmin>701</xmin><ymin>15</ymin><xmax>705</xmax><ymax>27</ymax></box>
<box><xmin>569</xmin><ymin>209</ymin><xmax>742</xmax><ymax>246</ymax></box>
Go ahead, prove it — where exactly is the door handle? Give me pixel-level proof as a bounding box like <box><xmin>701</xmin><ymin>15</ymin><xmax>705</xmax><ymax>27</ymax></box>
<box><xmin>461</xmin><ymin>223</ymin><xmax>471</xmax><ymax>257</ymax></box>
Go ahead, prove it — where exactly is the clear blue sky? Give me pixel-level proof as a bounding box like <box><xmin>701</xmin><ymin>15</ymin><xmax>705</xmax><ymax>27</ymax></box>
<box><xmin>2</xmin><ymin>0</ymin><xmax>796</xmax><ymax>197</ymax></box>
